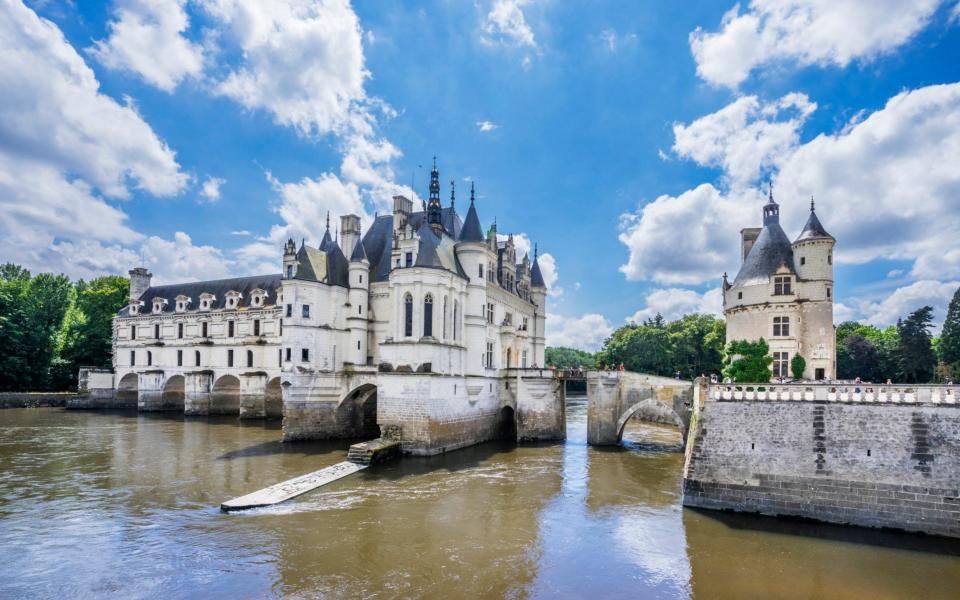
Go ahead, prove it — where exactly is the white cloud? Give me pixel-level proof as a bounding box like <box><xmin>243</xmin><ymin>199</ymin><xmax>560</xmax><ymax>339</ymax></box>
<box><xmin>833</xmin><ymin>302</ymin><xmax>858</xmax><ymax>323</ymax></box>
<box><xmin>858</xmin><ymin>280</ymin><xmax>960</xmax><ymax>330</ymax></box>
<box><xmin>546</xmin><ymin>313</ymin><xmax>613</xmax><ymax>352</ymax></box>
<box><xmin>230</xmin><ymin>230</ymin><xmax>253</xmax><ymax>237</ymax></box>
<box><xmin>477</xmin><ymin>120</ymin><xmax>498</xmax><ymax>132</ymax></box>
<box><xmin>90</xmin><ymin>0</ymin><xmax>204</xmax><ymax>92</ymax></box>
<box><xmin>0</xmin><ymin>2</ymin><xmax>192</xmax><ymax>281</ymax></box>
<box><xmin>621</xmin><ymin>83</ymin><xmax>960</xmax><ymax>288</ymax></box>
<box><xmin>627</xmin><ymin>288</ymin><xmax>723</xmax><ymax>324</ymax></box>
<box><xmin>140</xmin><ymin>231</ymin><xmax>234</xmax><ymax>283</ymax></box>
<box><xmin>597</xmin><ymin>29</ymin><xmax>636</xmax><ymax>53</ymax></box>
<box><xmin>199</xmin><ymin>176</ymin><xmax>226</xmax><ymax>202</ymax></box>
<box><xmin>483</xmin><ymin>0</ymin><xmax>538</xmax><ymax>49</ymax></box>
<box><xmin>204</xmin><ymin>0</ymin><xmax>370</xmax><ymax>137</ymax></box>
<box><xmin>690</xmin><ymin>0</ymin><xmax>945</xmax><ymax>88</ymax></box>
<box><xmin>672</xmin><ymin>93</ymin><xmax>815</xmax><ymax>187</ymax></box>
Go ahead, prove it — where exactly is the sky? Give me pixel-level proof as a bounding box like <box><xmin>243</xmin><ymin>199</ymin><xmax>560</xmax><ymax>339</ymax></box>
<box><xmin>2</xmin><ymin>0</ymin><xmax>960</xmax><ymax>351</ymax></box>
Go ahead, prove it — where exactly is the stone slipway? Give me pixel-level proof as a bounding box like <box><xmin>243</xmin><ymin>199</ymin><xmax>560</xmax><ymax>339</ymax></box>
<box><xmin>221</xmin><ymin>461</ymin><xmax>366</xmax><ymax>512</ymax></box>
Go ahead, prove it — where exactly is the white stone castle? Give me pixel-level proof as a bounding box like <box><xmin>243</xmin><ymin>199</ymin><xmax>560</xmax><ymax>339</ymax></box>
<box><xmin>723</xmin><ymin>188</ymin><xmax>836</xmax><ymax>380</ymax></box>
<box><xmin>110</xmin><ymin>162</ymin><xmax>563</xmax><ymax>454</ymax></box>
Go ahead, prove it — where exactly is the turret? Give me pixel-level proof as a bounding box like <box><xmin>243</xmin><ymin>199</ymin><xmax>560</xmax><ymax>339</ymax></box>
<box><xmin>792</xmin><ymin>197</ymin><xmax>835</xmax><ymax>289</ymax></box>
<box><xmin>529</xmin><ymin>244</ymin><xmax>547</xmax><ymax>367</ymax></box>
<box><xmin>347</xmin><ymin>225</ymin><xmax>370</xmax><ymax>366</ymax></box>
<box><xmin>128</xmin><ymin>267</ymin><xmax>152</xmax><ymax>302</ymax></box>
<box><xmin>427</xmin><ymin>158</ymin><xmax>443</xmax><ymax>235</ymax></box>
<box><xmin>283</xmin><ymin>238</ymin><xmax>297</xmax><ymax>279</ymax></box>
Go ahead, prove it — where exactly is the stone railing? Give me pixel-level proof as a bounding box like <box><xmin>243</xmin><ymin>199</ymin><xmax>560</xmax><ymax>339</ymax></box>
<box><xmin>709</xmin><ymin>383</ymin><xmax>960</xmax><ymax>405</ymax></box>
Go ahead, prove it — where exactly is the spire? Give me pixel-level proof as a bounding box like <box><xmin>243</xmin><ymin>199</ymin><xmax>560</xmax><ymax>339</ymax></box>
<box><xmin>326</xmin><ymin>211</ymin><xmax>330</xmax><ymax>231</ymax></box>
<box><xmin>795</xmin><ymin>196</ymin><xmax>834</xmax><ymax>243</ymax></box>
<box><xmin>320</xmin><ymin>212</ymin><xmax>332</xmax><ymax>249</ymax></box>
<box><xmin>810</xmin><ymin>195</ymin><xmax>815</xmax><ymax>212</ymax></box>
<box><xmin>530</xmin><ymin>243</ymin><xmax>546</xmax><ymax>289</ymax></box>
<box><xmin>458</xmin><ymin>181</ymin><xmax>484</xmax><ymax>243</ymax></box>
<box><xmin>350</xmin><ymin>225</ymin><xmax>368</xmax><ymax>262</ymax></box>
<box><xmin>427</xmin><ymin>157</ymin><xmax>443</xmax><ymax>231</ymax></box>
<box><xmin>450</xmin><ymin>180</ymin><xmax>455</xmax><ymax>209</ymax></box>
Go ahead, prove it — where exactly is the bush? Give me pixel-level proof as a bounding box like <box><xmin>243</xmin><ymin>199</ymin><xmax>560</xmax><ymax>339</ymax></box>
<box><xmin>791</xmin><ymin>354</ymin><xmax>806</xmax><ymax>380</ymax></box>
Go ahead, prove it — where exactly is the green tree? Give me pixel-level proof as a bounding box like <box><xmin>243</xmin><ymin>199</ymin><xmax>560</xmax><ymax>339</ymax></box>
<box><xmin>52</xmin><ymin>276</ymin><xmax>129</xmax><ymax>389</ymax></box>
<box><xmin>596</xmin><ymin>322</ymin><xmax>673</xmax><ymax>376</ymax></box>
<box><xmin>545</xmin><ymin>346</ymin><xmax>596</xmax><ymax>369</ymax></box>
<box><xmin>791</xmin><ymin>354</ymin><xmax>806</xmax><ymax>380</ymax></box>
<box><xmin>0</xmin><ymin>266</ymin><xmax>72</xmax><ymax>390</ymax></box>
<box><xmin>666</xmin><ymin>314</ymin><xmax>725</xmax><ymax>379</ymax></box>
<box><xmin>939</xmin><ymin>286</ymin><xmax>960</xmax><ymax>379</ymax></box>
<box><xmin>723</xmin><ymin>339</ymin><xmax>773</xmax><ymax>383</ymax></box>
<box><xmin>896</xmin><ymin>306</ymin><xmax>937</xmax><ymax>383</ymax></box>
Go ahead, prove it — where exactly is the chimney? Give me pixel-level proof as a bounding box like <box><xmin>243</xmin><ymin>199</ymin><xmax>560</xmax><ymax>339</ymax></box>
<box><xmin>340</xmin><ymin>214</ymin><xmax>361</xmax><ymax>258</ymax></box>
<box><xmin>393</xmin><ymin>195</ymin><xmax>412</xmax><ymax>233</ymax></box>
<box><xmin>128</xmin><ymin>267</ymin><xmax>152</xmax><ymax>302</ymax></box>
<box><xmin>740</xmin><ymin>228</ymin><xmax>761</xmax><ymax>264</ymax></box>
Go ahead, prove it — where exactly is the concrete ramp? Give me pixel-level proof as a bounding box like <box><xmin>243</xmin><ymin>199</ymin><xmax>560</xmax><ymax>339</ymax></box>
<box><xmin>221</xmin><ymin>461</ymin><xmax>366</xmax><ymax>512</ymax></box>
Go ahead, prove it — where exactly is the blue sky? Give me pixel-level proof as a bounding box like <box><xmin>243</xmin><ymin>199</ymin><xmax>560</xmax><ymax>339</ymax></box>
<box><xmin>3</xmin><ymin>1</ymin><xmax>960</xmax><ymax>350</ymax></box>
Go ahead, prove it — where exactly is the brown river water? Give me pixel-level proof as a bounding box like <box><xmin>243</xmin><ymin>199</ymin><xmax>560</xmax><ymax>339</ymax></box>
<box><xmin>1</xmin><ymin>396</ymin><xmax>958</xmax><ymax>599</ymax></box>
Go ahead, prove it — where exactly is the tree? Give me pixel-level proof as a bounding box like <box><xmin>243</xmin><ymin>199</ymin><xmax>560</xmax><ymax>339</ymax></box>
<box><xmin>596</xmin><ymin>322</ymin><xmax>674</xmax><ymax>376</ymax></box>
<box><xmin>666</xmin><ymin>314</ymin><xmax>725</xmax><ymax>378</ymax></box>
<box><xmin>723</xmin><ymin>339</ymin><xmax>773</xmax><ymax>383</ymax></box>
<box><xmin>791</xmin><ymin>354</ymin><xmax>806</xmax><ymax>380</ymax></box>
<box><xmin>896</xmin><ymin>306</ymin><xmax>937</xmax><ymax>383</ymax></box>
<box><xmin>545</xmin><ymin>346</ymin><xmax>596</xmax><ymax>370</ymax></box>
<box><xmin>939</xmin><ymin>286</ymin><xmax>960</xmax><ymax>379</ymax></box>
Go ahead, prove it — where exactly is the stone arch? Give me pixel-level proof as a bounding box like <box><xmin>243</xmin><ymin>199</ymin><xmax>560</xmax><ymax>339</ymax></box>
<box><xmin>211</xmin><ymin>374</ymin><xmax>241</xmax><ymax>415</ymax></box>
<box><xmin>615</xmin><ymin>397</ymin><xmax>686</xmax><ymax>445</ymax></box>
<box><xmin>161</xmin><ymin>375</ymin><xmax>185</xmax><ymax>411</ymax></box>
<box><xmin>498</xmin><ymin>405</ymin><xmax>517</xmax><ymax>442</ymax></box>
<box><xmin>338</xmin><ymin>383</ymin><xmax>379</xmax><ymax>438</ymax></box>
<box><xmin>265</xmin><ymin>377</ymin><xmax>282</xmax><ymax>420</ymax></box>
<box><xmin>117</xmin><ymin>372</ymin><xmax>138</xmax><ymax>406</ymax></box>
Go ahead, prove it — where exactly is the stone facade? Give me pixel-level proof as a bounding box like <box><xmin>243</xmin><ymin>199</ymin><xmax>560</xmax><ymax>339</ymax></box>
<box><xmin>683</xmin><ymin>384</ymin><xmax>960</xmax><ymax>538</ymax></box>
<box><xmin>104</xmin><ymin>161</ymin><xmax>563</xmax><ymax>455</ymax></box>
<box><xmin>724</xmin><ymin>193</ymin><xmax>836</xmax><ymax>380</ymax></box>
<box><xmin>586</xmin><ymin>371</ymin><xmax>695</xmax><ymax>446</ymax></box>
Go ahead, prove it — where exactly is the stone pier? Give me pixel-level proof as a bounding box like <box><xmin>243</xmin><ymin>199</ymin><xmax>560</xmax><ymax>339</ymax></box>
<box><xmin>184</xmin><ymin>371</ymin><xmax>212</xmax><ymax>416</ymax></box>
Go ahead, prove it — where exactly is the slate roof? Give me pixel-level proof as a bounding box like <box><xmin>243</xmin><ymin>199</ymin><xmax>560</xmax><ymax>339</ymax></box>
<box><xmin>350</xmin><ymin>235</ymin><xmax>368</xmax><ymax>261</ymax></box>
<box><xmin>732</xmin><ymin>222</ymin><xmax>795</xmax><ymax>288</ymax></box>
<box><xmin>120</xmin><ymin>273</ymin><xmax>282</xmax><ymax>315</ymax></box>
<box><xmin>294</xmin><ymin>241</ymin><xmax>348</xmax><ymax>287</ymax></box>
<box><xmin>530</xmin><ymin>256</ymin><xmax>546</xmax><ymax>288</ymax></box>
<box><xmin>459</xmin><ymin>198</ymin><xmax>485</xmax><ymax>242</ymax></box>
<box><xmin>359</xmin><ymin>207</ymin><xmax>464</xmax><ymax>282</ymax></box>
<box><xmin>794</xmin><ymin>207</ymin><xmax>834</xmax><ymax>243</ymax></box>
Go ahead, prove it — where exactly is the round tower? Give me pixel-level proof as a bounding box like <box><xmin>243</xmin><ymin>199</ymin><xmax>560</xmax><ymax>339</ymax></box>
<box><xmin>792</xmin><ymin>198</ymin><xmax>836</xmax><ymax>379</ymax></box>
<box><xmin>348</xmin><ymin>232</ymin><xmax>370</xmax><ymax>366</ymax></box>
<box><xmin>529</xmin><ymin>244</ymin><xmax>548</xmax><ymax>368</ymax></box>
<box><xmin>456</xmin><ymin>183</ymin><xmax>492</xmax><ymax>376</ymax></box>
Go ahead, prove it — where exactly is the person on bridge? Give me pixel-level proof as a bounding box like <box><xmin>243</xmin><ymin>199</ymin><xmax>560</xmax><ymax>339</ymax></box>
<box><xmin>618</xmin><ymin>363</ymin><xmax>624</xmax><ymax>371</ymax></box>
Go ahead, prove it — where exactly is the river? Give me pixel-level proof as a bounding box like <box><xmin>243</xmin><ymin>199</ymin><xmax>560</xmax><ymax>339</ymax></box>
<box><xmin>1</xmin><ymin>396</ymin><xmax>958</xmax><ymax>599</ymax></box>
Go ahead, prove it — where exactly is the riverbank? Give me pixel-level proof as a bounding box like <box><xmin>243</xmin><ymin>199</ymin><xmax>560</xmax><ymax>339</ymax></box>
<box><xmin>0</xmin><ymin>392</ymin><xmax>75</xmax><ymax>408</ymax></box>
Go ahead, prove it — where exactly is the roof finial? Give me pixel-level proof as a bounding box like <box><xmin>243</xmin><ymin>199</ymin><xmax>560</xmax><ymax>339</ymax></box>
<box><xmin>450</xmin><ymin>180</ymin><xmax>455</xmax><ymax>208</ymax></box>
<box><xmin>470</xmin><ymin>181</ymin><xmax>476</xmax><ymax>204</ymax></box>
<box><xmin>325</xmin><ymin>211</ymin><xmax>330</xmax><ymax>231</ymax></box>
<box><xmin>335</xmin><ymin>227</ymin><xmax>338</xmax><ymax>243</ymax></box>
<box><xmin>768</xmin><ymin>180</ymin><xmax>774</xmax><ymax>202</ymax></box>
<box><xmin>810</xmin><ymin>195</ymin><xmax>815</xmax><ymax>212</ymax></box>
<box><xmin>534</xmin><ymin>242</ymin><xmax>538</xmax><ymax>260</ymax></box>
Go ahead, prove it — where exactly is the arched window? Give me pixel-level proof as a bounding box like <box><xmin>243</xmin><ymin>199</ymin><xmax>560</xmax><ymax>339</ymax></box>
<box><xmin>404</xmin><ymin>293</ymin><xmax>413</xmax><ymax>337</ymax></box>
<box><xmin>195</xmin><ymin>351</ymin><xmax>201</xmax><ymax>366</ymax></box>
<box><xmin>247</xmin><ymin>350</ymin><xmax>253</xmax><ymax>367</ymax></box>
<box><xmin>146</xmin><ymin>351</ymin><xmax>152</xmax><ymax>366</ymax></box>
<box><xmin>443</xmin><ymin>296</ymin><xmax>448</xmax><ymax>339</ymax></box>
<box><xmin>423</xmin><ymin>294</ymin><xmax>433</xmax><ymax>337</ymax></box>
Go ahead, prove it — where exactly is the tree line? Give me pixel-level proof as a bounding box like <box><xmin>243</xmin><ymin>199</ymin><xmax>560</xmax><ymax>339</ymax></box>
<box><xmin>546</xmin><ymin>285</ymin><xmax>960</xmax><ymax>384</ymax></box>
<box><xmin>0</xmin><ymin>264</ymin><xmax>128</xmax><ymax>391</ymax></box>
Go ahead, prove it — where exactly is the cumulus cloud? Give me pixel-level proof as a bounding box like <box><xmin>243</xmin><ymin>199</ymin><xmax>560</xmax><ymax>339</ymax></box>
<box><xmin>199</xmin><ymin>176</ymin><xmax>225</xmax><ymax>202</ymax></box>
<box><xmin>140</xmin><ymin>231</ymin><xmax>235</xmax><ymax>283</ymax></box>
<box><xmin>857</xmin><ymin>280</ymin><xmax>960</xmax><ymax>331</ymax></box>
<box><xmin>621</xmin><ymin>83</ymin><xmax>960</xmax><ymax>289</ymax></box>
<box><xmin>0</xmin><ymin>2</ymin><xmax>192</xmax><ymax>280</ymax></box>
<box><xmin>627</xmin><ymin>288</ymin><xmax>723</xmax><ymax>324</ymax></box>
<box><xmin>672</xmin><ymin>93</ymin><xmax>815</xmax><ymax>187</ymax></box>
<box><xmin>483</xmin><ymin>0</ymin><xmax>538</xmax><ymax>49</ymax></box>
<box><xmin>690</xmin><ymin>0</ymin><xmax>946</xmax><ymax>88</ymax></box>
<box><xmin>546</xmin><ymin>313</ymin><xmax>613</xmax><ymax>352</ymax></box>
<box><xmin>477</xmin><ymin>120</ymin><xmax>498</xmax><ymax>132</ymax></box>
<box><xmin>90</xmin><ymin>0</ymin><xmax>204</xmax><ymax>92</ymax></box>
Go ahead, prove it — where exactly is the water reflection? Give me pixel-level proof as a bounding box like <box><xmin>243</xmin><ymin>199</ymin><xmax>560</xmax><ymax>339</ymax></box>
<box><xmin>0</xmin><ymin>401</ymin><xmax>958</xmax><ymax>599</ymax></box>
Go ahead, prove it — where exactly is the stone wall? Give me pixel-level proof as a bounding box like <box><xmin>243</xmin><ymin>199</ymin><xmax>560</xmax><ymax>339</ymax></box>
<box><xmin>0</xmin><ymin>393</ymin><xmax>74</xmax><ymax>408</ymax></box>
<box><xmin>683</xmin><ymin>392</ymin><xmax>960</xmax><ymax>538</ymax></box>
<box><xmin>586</xmin><ymin>371</ymin><xmax>693</xmax><ymax>446</ymax></box>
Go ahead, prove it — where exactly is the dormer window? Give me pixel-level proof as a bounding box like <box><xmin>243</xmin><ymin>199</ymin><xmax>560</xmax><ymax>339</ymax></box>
<box><xmin>199</xmin><ymin>293</ymin><xmax>215</xmax><ymax>311</ymax></box>
<box><xmin>129</xmin><ymin>301</ymin><xmax>143</xmax><ymax>316</ymax></box>
<box><xmin>773</xmin><ymin>276</ymin><xmax>792</xmax><ymax>296</ymax></box>
<box><xmin>250</xmin><ymin>288</ymin><xmax>267</xmax><ymax>308</ymax></box>
<box><xmin>175</xmin><ymin>295</ymin><xmax>191</xmax><ymax>313</ymax></box>
<box><xmin>225</xmin><ymin>290</ymin><xmax>242</xmax><ymax>309</ymax></box>
<box><xmin>152</xmin><ymin>298</ymin><xmax>168</xmax><ymax>314</ymax></box>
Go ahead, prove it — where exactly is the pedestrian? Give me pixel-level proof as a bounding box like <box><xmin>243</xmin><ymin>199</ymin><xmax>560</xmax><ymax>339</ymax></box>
<box><xmin>618</xmin><ymin>362</ymin><xmax>624</xmax><ymax>372</ymax></box>
<box><xmin>675</xmin><ymin>370</ymin><xmax>681</xmax><ymax>379</ymax></box>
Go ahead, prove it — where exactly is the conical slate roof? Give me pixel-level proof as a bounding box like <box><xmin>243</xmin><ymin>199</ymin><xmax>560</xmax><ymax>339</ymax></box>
<box><xmin>350</xmin><ymin>233</ymin><xmax>368</xmax><ymax>262</ymax></box>
<box><xmin>794</xmin><ymin>202</ymin><xmax>834</xmax><ymax>242</ymax></box>
<box><xmin>459</xmin><ymin>199</ymin><xmax>484</xmax><ymax>242</ymax></box>
<box><xmin>530</xmin><ymin>254</ymin><xmax>546</xmax><ymax>289</ymax></box>
<box><xmin>732</xmin><ymin>223</ymin><xmax>795</xmax><ymax>288</ymax></box>
<box><xmin>415</xmin><ymin>219</ymin><xmax>445</xmax><ymax>269</ymax></box>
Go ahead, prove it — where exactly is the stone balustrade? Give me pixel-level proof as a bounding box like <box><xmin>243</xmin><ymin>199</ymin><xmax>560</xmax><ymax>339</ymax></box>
<box><xmin>709</xmin><ymin>383</ymin><xmax>960</xmax><ymax>405</ymax></box>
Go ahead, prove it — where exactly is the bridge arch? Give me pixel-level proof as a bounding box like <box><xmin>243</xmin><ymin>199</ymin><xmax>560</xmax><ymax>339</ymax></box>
<box><xmin>117</xmin><ymin>372</ymin><xmax>138</xmax><ymax>405</ymax></box>
<box><xmin>211</xmin><ymin>374</ymin><xmax>241</xmax><ymax>415</ymax></box>
<box><xmin>338</xmin><ymin>383</ymin><xmax>379</xmax><ymax>438</ymax></box>
<box><xmin>615</xmin><ymin>397</ymin><xmax>686</xmax><ymax>444</ymax></box>
<box><xmin>498</xmin><ymin>405</ymin><xmax>517</xmax><ymax>442</ymax></box>
<box><xmin>265</xmin><ymin>377</ymin><xmax>282</xmax><ymax>419</ymax></box>
<box><xmin>161</xmin><ymin>375</ymin><xmax>185</xmax><ymax>411</ymax></box>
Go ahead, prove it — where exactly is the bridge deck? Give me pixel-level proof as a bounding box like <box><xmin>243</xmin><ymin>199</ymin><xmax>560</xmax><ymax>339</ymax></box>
<box><xmin>221</xmin><ymin>461</ymin><xmax>366</xmax><ymax>512</ymax></box>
